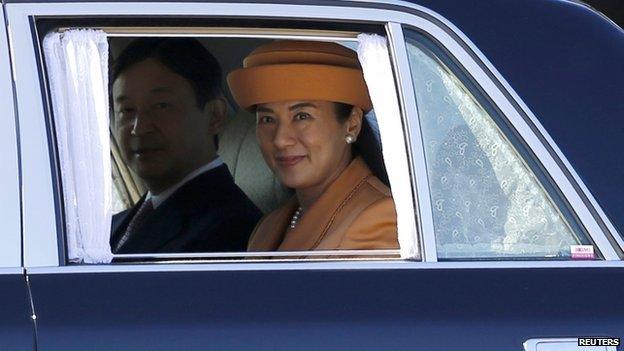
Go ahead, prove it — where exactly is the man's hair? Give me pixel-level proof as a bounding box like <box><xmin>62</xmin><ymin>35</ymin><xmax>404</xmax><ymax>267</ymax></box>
<box><xmin>111</xmin><ymin>37</ymin><xmax>223</xmax><ymax>108</ymax></box>
<box><xmin>111</xmin><ymin>38</ymin><xmax>223</xmax><ymax>149</ymax></box>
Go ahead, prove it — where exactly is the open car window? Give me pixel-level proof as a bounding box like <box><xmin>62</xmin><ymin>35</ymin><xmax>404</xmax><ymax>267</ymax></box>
<box><xmin>39</xmin><ymin>23</ymin><xmax>417</xmax><ymax>264</ymax></box>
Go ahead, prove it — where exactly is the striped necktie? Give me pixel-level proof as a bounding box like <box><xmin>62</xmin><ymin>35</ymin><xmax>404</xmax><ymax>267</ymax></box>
<box><xmin>114</xmin><ymin>198</ymin><xmax>155</xmax><ymax>252</ymax></box>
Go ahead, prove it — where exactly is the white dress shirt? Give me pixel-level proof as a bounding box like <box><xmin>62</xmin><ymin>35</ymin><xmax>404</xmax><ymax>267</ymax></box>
<box><xmin>146</xmin><ymin>156</ymin><xmax>224</xmax><ymax>209</ymax></box>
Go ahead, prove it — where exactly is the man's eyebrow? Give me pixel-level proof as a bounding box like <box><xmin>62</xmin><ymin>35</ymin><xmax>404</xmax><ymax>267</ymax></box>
<box><xmin>289</xmin><ymin>102</ymin><xmax>317</xmax><ymax>111</ymax></box>
<box><xmin>150</xmin><ymin>86</ymin><xmax>174</xmax><ymax>94</ymax></box>
<box><xmin>256</xmin><ymin>106</ymin><xmax>274</xmax><ymax>113</ymax></box>
<box><xmin>114</xmin><ymin>86</ymin><xmax>173</xmax><ymax>103</ymax></box>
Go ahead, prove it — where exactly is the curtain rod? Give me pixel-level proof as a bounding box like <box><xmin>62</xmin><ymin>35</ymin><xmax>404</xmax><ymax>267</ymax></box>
<box><xmin>57</xmin><ymin>27</ymin><xmax>360</xmax><ymax>41</ymax></box>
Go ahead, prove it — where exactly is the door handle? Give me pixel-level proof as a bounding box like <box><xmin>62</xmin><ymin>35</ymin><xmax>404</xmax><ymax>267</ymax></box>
<box><xmin>524</xmin><ymin>337</ymin><xmax>619</xmax><ymax>351</ymax></box>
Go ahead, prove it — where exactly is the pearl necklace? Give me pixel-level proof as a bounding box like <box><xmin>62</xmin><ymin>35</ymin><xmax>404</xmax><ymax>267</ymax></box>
<box><xmin>289</xmin><ymin>206</ymin><xmax>303</xmax><ymax>229</ymax></box>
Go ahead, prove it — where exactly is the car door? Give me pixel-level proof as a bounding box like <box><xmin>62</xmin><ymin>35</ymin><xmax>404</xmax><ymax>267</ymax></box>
<box><xmin>7</xmin><ymin>1</ymin><xmax>624</xmax><ymax>350</ymax></box>
<box><xmin>0</xmin><ymin>3</ymin><xmax>33</xmax><ymax>350</ymax></box>
<box><xmin>0</xmin><ymin>266</ymin><xmax>31</xmax><ymax>351</ymax></box>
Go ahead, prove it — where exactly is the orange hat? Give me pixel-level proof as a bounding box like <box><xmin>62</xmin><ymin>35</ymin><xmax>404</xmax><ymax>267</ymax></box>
<box><xmin>227</xmin><ymin>40</ymin><xmax>373</xmax><ymax>113</ymax></box>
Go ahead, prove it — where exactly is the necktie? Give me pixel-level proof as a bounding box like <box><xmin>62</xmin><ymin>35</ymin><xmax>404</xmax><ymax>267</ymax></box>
<box><xmin>114</xmin><ymin>198</ymin><xmax>155</xmax><ymax>252</ymax></box>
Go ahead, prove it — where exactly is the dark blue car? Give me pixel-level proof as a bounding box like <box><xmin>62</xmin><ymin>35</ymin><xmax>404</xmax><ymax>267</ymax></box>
<box><xmin>1</xmin><ymin>0</ymin><xmax>622</xmax><ymax>350</ymax></box>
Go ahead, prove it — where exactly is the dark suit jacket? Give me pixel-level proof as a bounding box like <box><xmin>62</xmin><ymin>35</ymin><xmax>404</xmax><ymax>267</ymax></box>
<box><xmin>110</xmin><ymin>164</ymin><xmax>262</xmax><ymax>254</ymax></box>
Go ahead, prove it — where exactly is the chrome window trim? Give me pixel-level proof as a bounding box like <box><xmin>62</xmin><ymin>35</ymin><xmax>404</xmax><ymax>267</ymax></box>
<box><xmin>8</xmin><ymin>5</ymin><xmax>60</xmax><ymax>267</ymax></box>
<box><xmin>115</xmin><ymin>249</ymin><xmax>400</xmax><ymax>259</ymax></box>
<box><xmin>386</xmin><ymin>22</ymin><xmax>436</xmax><ymax>262</ymax></box>
<box><xmin>26</xmin><ymin>260</ymin><xmax>624</xmax><ymax>275</ymax></box>
<box><xmin>6</xmin><ymin>0</ymin><xmax>619</xmax><ymax>268</ymax></box>
<box><xmin>0</xmin><ymin>3</ymin><xmax>22</xmax><ymax>268</ymax></box>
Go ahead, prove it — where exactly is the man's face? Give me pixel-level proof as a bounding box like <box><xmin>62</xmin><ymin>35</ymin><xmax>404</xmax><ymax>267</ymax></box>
<box><xmin>112</xmin><ymin>58</ymin><xmax>214</xmax><ymax>192</ymax></box>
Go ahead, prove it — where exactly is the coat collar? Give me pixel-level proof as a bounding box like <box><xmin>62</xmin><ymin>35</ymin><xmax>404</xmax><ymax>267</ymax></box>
<box><xmin>277</xmin><ymin>156</ymin><xmax>372</xmax><ymax>251</ymax></box>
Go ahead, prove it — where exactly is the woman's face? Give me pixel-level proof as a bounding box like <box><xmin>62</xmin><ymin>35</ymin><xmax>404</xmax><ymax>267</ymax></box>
<box><xmin>255</xmin><ymin>100</ymin><xmax>357</xmax><ymax>192</ymax></box>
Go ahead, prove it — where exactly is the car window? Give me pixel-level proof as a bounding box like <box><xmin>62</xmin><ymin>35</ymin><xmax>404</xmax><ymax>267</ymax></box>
<box><xmin>403</xmin><ymin>29</ymin><xmax>597</xmax><ymax>260</ymax></box>
<box><xmin>107</xmin><ymin>36</ymin><xmax>293</xmax><ymax>215</ymax></box>
<box><xmin>38</xmin><ymin>23</ymin><xmax>412</xmax><ymax>264</ymax></box>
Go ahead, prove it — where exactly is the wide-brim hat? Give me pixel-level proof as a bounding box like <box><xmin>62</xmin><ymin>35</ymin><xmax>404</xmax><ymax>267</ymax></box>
<box><xmin>227</xmin><ymin>40</ymin><xmax>373</xmax><ymax>113</ymax></box>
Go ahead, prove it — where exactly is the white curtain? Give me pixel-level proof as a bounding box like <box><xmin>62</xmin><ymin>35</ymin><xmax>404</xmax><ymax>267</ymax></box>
<box><xmin>43</xmin><ymin>29</ymin><xmax>113</xmax><ymax>264</ymax></box>
<box><xmin>357</xmin><ymin>34</ymin><xmax>420</xmax><ymax>260</ymax></box>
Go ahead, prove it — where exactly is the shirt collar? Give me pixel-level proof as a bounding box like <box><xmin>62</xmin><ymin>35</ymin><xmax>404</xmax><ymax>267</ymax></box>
<box><xmin>146</xmin><ymin>156</ymin><xmax>224</xmax><ymax>208</ymax></box>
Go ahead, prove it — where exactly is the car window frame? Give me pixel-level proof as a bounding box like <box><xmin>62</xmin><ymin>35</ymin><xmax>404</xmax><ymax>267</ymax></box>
<box><xmin>6</xmin><ymin>0</ymin><xmax>621</xmax><ymax>271</ymax></box>
<box><xmin>12</xmin><ymin>5</ymin><xmax>417</xmax><ymax>267</ymax></box>
<box><xmin>0</xmin><ymin>5</ymin><xmax>22</xmax><ymax>268</ymax></box>
<box><xmin>387</xmin><ymin>17</ymin><xmax>623</xmax><ymax>261</ymax></box>
<box><xmin>84</xmin><ymin>28</ymin><xmax>410</xmax><ymax>263</ymax></box>
<box><xmin>401</xmin><ymin>28</ymin><xmax>602</xmax><ymax>260</ymax></box>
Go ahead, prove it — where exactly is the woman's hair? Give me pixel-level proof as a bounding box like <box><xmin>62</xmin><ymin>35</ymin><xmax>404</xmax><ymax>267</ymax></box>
<box><xmin>334</xmin><ymin>103</ymin><xmax>389</xmax><ymax>186</ymax></box>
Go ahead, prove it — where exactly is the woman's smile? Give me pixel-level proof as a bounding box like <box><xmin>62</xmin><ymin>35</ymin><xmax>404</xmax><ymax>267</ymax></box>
<box><xmin>275</xmin><ymin>155</ymin><xmax>307</xmax><ymax>167</ymax></box>
<box><xmin>255</xmin><ymin>100</ymin><xmax>354</xmax><ymax>193</ymax></box>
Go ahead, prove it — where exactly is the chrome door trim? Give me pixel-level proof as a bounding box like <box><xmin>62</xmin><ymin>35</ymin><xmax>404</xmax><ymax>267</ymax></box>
<box><xmin>0</xmin><ymin>3</ymin><xmax>22</xmax><ymax>268</ymax></box>
<box><xmin>524</xmin><ymin>337</ymin><xmax>618</xmax><ymax>351</ymax></box>
<box><xmin>7</xmin><ymin>0</ymin><xmax>619</xmax><ymax>266</ymax></box>
<box><xmin>0</xmin><ymin>267</ymin><xmax>25</xmax><ymax>275</ymax></box>
<box><xmin>26</xmin><ymin>259</ymin><xmax>624</xmax><ymax>275</ymax></box>
<box><xmin>8</xmin><ymin>6</ymin><xmax>60</xmax><ymax>267</ymax></box>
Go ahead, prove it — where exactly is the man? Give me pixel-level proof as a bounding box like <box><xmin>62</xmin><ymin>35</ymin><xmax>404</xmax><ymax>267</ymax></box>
<box><xmin>109</xmin><ymin>38</ymin><xmax>261</xmax><ymax>254</ymax></box>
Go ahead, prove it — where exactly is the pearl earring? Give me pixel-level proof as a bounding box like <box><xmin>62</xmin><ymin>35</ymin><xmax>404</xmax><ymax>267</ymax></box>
<box><xmin>345</xmin><ymin>135</ymin><xmax>356</xmax><ymax>144</ymax></box>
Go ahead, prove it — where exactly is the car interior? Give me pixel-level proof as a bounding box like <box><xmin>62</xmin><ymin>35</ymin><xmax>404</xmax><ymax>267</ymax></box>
<box><xmin>108</xmin><ymin>36</ymin><xmax>388</xmax><ymax>216</ymax></box>
<box><xmin>109</xmin><ymin>37</ymin><xmax>291</xmax><ymax>214</ymax></box>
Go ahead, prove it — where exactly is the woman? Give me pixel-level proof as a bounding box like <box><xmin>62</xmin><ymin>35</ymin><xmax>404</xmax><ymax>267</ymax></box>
<box><xmin>227</xmin><ymin>40</ymin><xmax>398</xmax><ymax>252</ymax></box>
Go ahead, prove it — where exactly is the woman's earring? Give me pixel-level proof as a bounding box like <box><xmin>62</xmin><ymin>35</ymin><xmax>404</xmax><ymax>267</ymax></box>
<box><xmin>345</xmin><ymin>134</ymin><xmax>356</xmax><ymax>144</ymax></box>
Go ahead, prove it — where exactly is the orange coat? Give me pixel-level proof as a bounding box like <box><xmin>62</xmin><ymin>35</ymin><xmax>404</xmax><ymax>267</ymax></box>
<box><xmin>247</xmin><ymin>157</ymin><xmax>398</xmax><ymax>252</ymax></box>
